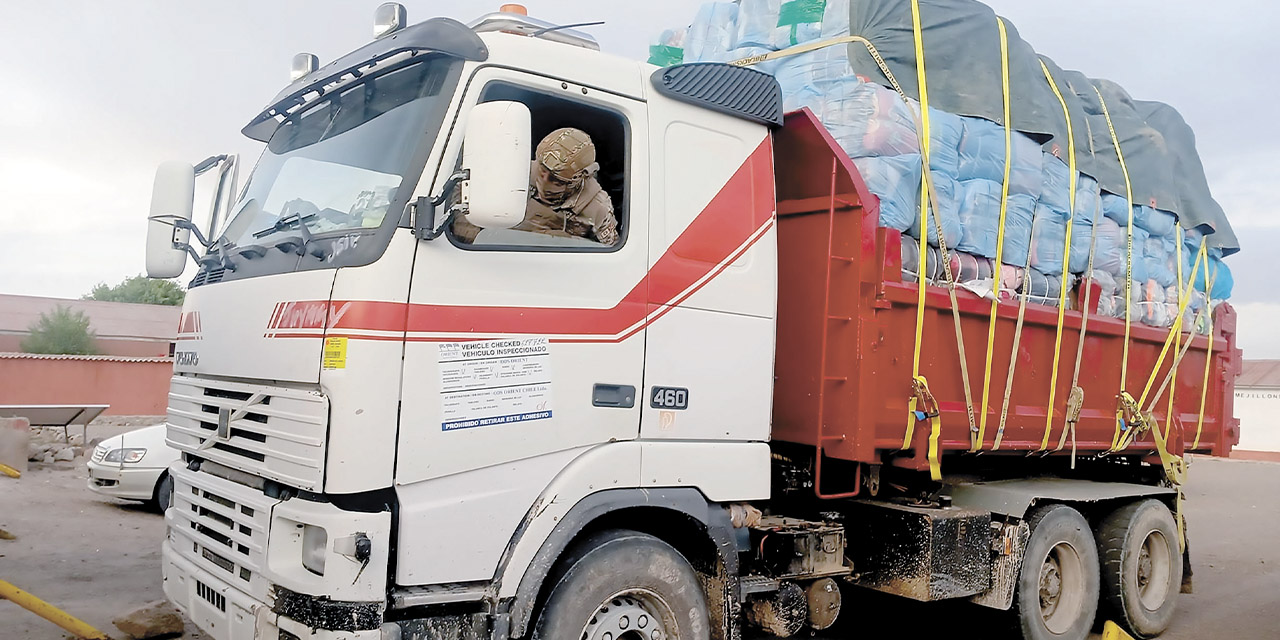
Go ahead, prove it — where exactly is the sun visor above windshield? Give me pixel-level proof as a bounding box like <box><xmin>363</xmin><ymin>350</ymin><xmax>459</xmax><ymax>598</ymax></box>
<box><xmin>242</xmin><ymin>17</ymin><xmax>487</xmax><ymax>142</ymax></box>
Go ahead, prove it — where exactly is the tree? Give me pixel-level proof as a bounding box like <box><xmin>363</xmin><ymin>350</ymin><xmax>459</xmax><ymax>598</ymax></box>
<box><xmin>84</xmin><ymin>275</ymin><xmax>185</xmax><ymax>306</ymax></box>
<box><xmin>21</xmin><ymin>306</ymin><xmax>99</xmax><ymax>355</ymax></box>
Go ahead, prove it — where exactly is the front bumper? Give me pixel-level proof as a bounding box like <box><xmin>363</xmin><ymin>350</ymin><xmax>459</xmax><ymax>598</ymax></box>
<box><xmin>163</xmin><ymin>463</ymin><xmax>393</xmax><ymax>639</ymax></box>
<box><xmin>86</xmin><ymin>459</ymin><xmax>162</xmax><ymax>501</ymax></box>
<box><xmin>163</xmin><ymin>542</ymin><xmax>382</xmax><ymax>640</ymax></box>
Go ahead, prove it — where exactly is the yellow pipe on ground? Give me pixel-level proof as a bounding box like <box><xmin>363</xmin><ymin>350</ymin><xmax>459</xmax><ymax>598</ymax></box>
<box><xmin>0</xmin><ymin>579</ymin><xmax>110</xmax><ymax>639</ymax></box>
<box><xmin>0</xmin><ymin>462</ymin><xmax>20</xmax><ymax>478</ymax></box>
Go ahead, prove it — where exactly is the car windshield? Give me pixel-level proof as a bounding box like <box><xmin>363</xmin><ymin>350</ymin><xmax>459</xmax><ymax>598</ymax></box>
<box><xmin>218</xmin><ymin>55</ymin><xmax>457</xmax><ymax>250</ymax></box>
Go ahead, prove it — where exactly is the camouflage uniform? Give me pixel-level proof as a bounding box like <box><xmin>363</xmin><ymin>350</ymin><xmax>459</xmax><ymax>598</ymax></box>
<box><xmin>453</xmin><ymin>128</ymin><xmax>618</xmax><ymax>246</ymax></box>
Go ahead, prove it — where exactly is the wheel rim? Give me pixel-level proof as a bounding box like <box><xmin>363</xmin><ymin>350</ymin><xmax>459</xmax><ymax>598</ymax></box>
<box><xmin>1136</xmin><ymin>528</ymin><xmax>1172</xmax><ymax>611</ymax></box>
<box><xmin>580</xmin><ymin>589</ymin><xmax>676</xmax><ymax>640</ymax></box>
<box><xmin>1038</xmin><ymin>542</ymin><xmax>1086</xmax><ymax>634</ymax></box>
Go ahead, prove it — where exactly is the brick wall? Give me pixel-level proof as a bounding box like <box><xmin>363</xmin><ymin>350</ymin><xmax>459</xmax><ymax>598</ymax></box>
<box><xmin>0</xmin><ymin>354</ymin><xmax>172</xmax><ymax>416</ymax></box>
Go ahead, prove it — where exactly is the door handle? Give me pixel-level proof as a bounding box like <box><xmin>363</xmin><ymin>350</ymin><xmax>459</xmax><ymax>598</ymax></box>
<box><xmin>592</xmin><ymin>384</ymin><xmax>636</xmax><ymax>408</ymax></box>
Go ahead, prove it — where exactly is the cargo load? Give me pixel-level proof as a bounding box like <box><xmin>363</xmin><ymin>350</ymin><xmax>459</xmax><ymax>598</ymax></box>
<box><xmin>652</xmin><ymin>0</ymin><xmax>1237</xmax><ymax>325</ymax></box>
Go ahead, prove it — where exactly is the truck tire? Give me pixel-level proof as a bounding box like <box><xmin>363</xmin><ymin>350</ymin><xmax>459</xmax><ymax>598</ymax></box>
<box><xmin>1098</xmin><ymin>499</ymin><xmax>1182</xmax><ymax>638</ymax></box>
<box><xmin>1013</xmin><ymin>504</ymin><xmax>1099</xmax><ymax>640</ymax></box>
<box><xmin>533</xmin><ymin>529</ymin><xmax>710</xmax><ymax>640</ymax></box>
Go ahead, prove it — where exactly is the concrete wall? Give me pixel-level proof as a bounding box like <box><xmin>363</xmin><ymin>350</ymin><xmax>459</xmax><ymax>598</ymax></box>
<box><xmin>0</xmin><ymin>355</ymin><xmax>172</xmax><ymax>416</ymax></box>
<box><xmin>1234</xmin><ymin>387</ymin><xmax>1280</xmax><ymax>453</ymax></box>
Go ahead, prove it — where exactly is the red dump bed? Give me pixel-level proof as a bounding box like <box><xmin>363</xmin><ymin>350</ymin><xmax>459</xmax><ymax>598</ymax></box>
<box><xmin>770</xmin><ymin>110</ymin><xmax>1241</xmax><ymax>476</ymax></box>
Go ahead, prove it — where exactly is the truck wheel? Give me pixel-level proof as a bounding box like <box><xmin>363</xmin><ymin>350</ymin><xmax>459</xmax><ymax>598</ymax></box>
<box><xmin>1013</xmin><ymin>504</ymin><xmax>1099</xmax><ymax>640</ymax></box>
<box><xmin>533</xmin><ymin>529</ymin><xmax>709</xmax><ymax>640</ymax></box>
<box><xmin>1098</xmin><ymin>499</ymin><xmax>1182</xmax><ymax>638</ymax></box>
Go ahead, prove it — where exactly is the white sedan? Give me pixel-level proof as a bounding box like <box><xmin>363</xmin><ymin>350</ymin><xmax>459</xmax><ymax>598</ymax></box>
<box><xmin>87</xmin><ymin>424</ymin><xmax>181</xmax><ymax>512</ymax></box>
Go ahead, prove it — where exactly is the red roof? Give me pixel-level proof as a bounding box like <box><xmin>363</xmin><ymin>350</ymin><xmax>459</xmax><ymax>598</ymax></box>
<box><xmin>1238</xmin><ymin>360</ymin><xmax>1280</xmax><ymax>389</ymax></box>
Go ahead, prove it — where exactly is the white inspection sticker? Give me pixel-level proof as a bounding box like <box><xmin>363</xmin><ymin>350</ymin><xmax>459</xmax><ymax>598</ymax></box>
<box><xmin>438</xmin><ymin>337</ymin><xmax>553</xmax><ymax>431</ymax></box>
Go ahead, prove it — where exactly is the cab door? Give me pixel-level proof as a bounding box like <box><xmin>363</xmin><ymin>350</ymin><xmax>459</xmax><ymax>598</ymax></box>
<box><xmin>397</xmin><ymin>67</ymin><xmax>649</xmax><ymax>484</ymax></box>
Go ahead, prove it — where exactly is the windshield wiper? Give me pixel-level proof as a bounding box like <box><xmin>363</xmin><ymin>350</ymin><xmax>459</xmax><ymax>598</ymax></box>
<box><xmin>252</xmin><ymin>213</ymin><xmax>330</xmax><ymax>261</ymax></box>
<box><xmin>252</xmin><ymin>212</ymin><xmax>317</xmax><ymax>240</ymax></box>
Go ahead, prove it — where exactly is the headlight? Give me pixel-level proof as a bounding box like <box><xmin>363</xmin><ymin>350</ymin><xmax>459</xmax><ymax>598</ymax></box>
<box><xmin>103</xmin><ymin>448</ymin><xmax>147</xmax><ymax>463</ymax></box>
<box><xmin>302</xmin><ymin>525</ymin><xmax>327</xmax><ymax>576</ymax></box>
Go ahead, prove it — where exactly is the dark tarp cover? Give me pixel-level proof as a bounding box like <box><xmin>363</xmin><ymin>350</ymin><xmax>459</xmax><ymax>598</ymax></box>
<box><xmin>841</xmin><ymin>0</ymin><xmax>1235</xmax><ymax>253</ymax></box>
<box><xmin>1136</xmin><ymin>100</ymin><xmax>1239</xmax><ymax>254</ymax></box>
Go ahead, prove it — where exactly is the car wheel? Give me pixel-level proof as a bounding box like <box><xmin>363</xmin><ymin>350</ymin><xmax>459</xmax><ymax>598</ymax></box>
<box><xmin>533</xmin><ymin>529</ymin><xmax>710</xmax><ymax>640</ymax></box>
<box><xmin>1098</xmin><ymin>499</ymin><xmax>1182</xmax><ymax>638</ymax></box>
<box><xmin>1013</xmin><ymin>504</ymin><xmax>1100</xmax><ymax>640</ymax></box>
<box><xmin>153</xmin><ymin>473</ymin><xmax>174</xmax><ymax>514</ymax></box>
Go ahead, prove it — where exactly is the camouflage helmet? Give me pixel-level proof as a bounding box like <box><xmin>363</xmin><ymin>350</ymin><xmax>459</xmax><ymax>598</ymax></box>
<box><xmin>534</xmin><ymin>128</ymin><xmax>598</xmax><ymax>196</ymax></box>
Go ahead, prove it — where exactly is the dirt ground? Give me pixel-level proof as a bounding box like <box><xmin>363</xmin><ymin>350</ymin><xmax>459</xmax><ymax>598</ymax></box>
<box><xmin>1</xmin><ymin>453</ymin><xmax>1276</xmax><ymax>639</ymax></box>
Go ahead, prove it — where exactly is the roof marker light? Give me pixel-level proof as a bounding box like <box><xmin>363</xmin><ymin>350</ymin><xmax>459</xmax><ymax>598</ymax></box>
<box><xmin>500</xmin><ymin>4</ymin><xmax>528</xmax><ymax>15</ymax></box>
<box><xmin>374</xmin><ymin>2</ymin><xmax>407</xmax><ymax>39</ymax></box>
<box><xmin>290</xmin><ymin>53</ymin><xmax>319</xmax><ymax>82</ymax></box>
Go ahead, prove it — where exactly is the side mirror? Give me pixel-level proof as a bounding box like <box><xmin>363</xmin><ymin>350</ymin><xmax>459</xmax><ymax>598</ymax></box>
<box><xmin>460</xmin><ymin>101</ymin><xmax>530</xmax><ymax>230</ymax></box>
<box><xmin>145</xmin><ymin>161</ymin><xmax>196</xmax><ymax>278</ymax></box>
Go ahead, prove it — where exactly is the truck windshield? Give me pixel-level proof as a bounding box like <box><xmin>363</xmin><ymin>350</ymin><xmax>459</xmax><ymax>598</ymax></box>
<box><xmin>218</xmin><ymin>55</ymin><xmax>459</xmax><ymax>253</ymax></box>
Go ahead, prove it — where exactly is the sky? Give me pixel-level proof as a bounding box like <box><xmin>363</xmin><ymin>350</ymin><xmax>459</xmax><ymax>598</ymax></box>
<box><xmin>0</xmin><ymin>1</ymin><xmax>1276</xmax><ymax>355</ymax></box>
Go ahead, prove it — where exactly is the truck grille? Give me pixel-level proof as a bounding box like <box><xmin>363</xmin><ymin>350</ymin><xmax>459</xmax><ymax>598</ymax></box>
<box><xmin>170</xmin><ymin>465</ymin><xmax>277</xmax><ymax>603</ymax></box>
<box><xmin>166</xmin><ymin>376</ymin><xmax>329</xmax><ymax>491</ymax></box>
<box><xmin>91</xmin><ymin>445</ymin><xmax>107</xmax><ymax>463</ymax></box>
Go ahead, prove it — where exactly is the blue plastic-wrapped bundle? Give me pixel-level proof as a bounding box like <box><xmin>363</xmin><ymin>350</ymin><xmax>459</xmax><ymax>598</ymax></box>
<box><xmin>1185</xmin><ymin>252</ymin><xmax>1234</xmax><ymax>300</ymax></box>
<box><xmin>956</xmin><ymin>117</ymin><xmax>1044</xmax><ymax>197</ymax></box>
<box><xmin>736</xmin><ymin>0</ymin><xmax>844</xmax><ymax>50</ymax></box>
<box><xmin>1040</xmin><ymin>154</ymin><xmax>1071</xmax><ymax>213</ymax></box>
<box><xmin>1090</xmin><ymin>216</ymin><xmax>1127</xmax><ymax>277</ymax></box>
<box><xmin>955</xmin><ymin>180</ymin><xmax>1037</xmax><ymax>260</ymax></box>
<box><xmin>926</xmin><ymin>107</ymin><xmax>963</xmax><ymax>179</ymax></box>
<box><xmin>817</xmin><ymin>81</ymin><xmax>919</xmax><ymax>158</ymax></box>
<box><xmin>1069</xmin><ymin>221</ymin><xmax>1092</xmax><ymax>274</ymax></box>
<box><xmin>1101</xmin><ymin>193</ymin><xmax>1130</xmax><ymax>226</ymax></box>
<box><xmin>1128</xmin><ymin>226</ymin><xmax>1150</xmax><ymax>284</ymax></box>
<box><xmin>990</xmin><ymin>195</ymin><xmax>1038</xmax><ymax>268</ymax></box>
<box><xmin>1028</xmin><ymin>205</ymin><xmax>1069</xmax><ymax>276</ymax></box>
<box><xmin>685</xmin><ymin>2</ymin><xmax>740</xmax><ymax>62</ymax></box>
<box><xmin>1143</xmin><ymin>235</ymin><xmax>1175</xmax><ymax>288</ymax></box>
<box><xmin>907</xmin><ymin>173</ymin><xmax>962</xmax><ymax>248</ymax></box>
<box><xmin>774</xmin><ymin>47</ymin><xmax>856</xmax><ymax>111</ymax></box>
<box><xmin>854</xmin><ymin>154</ymin><xmax>920</xmax><ymax>233</ymax></box>
<box><xmin>1133</xmin><ymin>206</ymin><xmax>1176</xmax><ymax>237</ymax></box>
<box><xmin>1074</xmin><ymin>174</ymin><xmax>1101</xmax><ymax>224</ymax></box>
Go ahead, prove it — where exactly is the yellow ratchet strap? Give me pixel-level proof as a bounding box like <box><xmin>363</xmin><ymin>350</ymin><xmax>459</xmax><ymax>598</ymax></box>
<box><xmin>902</xmin><ymin>0</ymin><xmax>935</xmax><ymax>457</ymax></box>
<box><xmin>1193</xmin><ymin>253</ymin><xmax>1220</xmax><ymax>449</ymax></box>
<box><xmin>730</xmin><ymin>9</ymin><xmax>981</xmax><ymax>468</ymax></box>
<box><xmin>1094</xmin><ymin>86</ymin><xmax>1138</xmax><ymax>452</ymax></box>
<box><xmin>1165</xmin><ymin>225</ymin><xmax>1186</xmax><ymax>441</ymax></box>
<box><xmin>1036</xmin><ymin>59</ymin><xmax>1078</xmax><ymax>452</ymax></box>
<box><xmin>974</xmin><ymin>16</ymin><xmax>1014</xmax><ymax>453</ymax></box>
<box><xmin>1116</xmin><ymin>241</ymin><xmax>1208</xmax><ymax>452</ymax></box>
<box><xmin>910</xmin><ymin>376</ymin><xmax>944</xmax><ymax>481</ymax></box>
<box><xmin>1053</xmin><ymin>197</ymin><xmax>1102</xmax><ymax>459</ymax></box>
<box><xmin>1136</xmin><ymin>244</ymin><xmax>1206</xmax><ymax>410</ymax></box>
<box><xmin>993</xmin><ymin>212</ymin><xmax>1037</xmax><ymax>451</ymax></box>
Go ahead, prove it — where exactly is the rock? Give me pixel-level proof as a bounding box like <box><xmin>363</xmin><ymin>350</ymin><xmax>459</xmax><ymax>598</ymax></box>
<box><xmin>53</xmin><ymin>448</ymin><xmax>75</xmax><ymax>462</ymax></box>
<box><xmin>28</xmin><ymin>444</ymin><xmax>43</xmax><ymax>462</ymax></box>
<box><xmin>72</xmin><ymin>446</ymin><xmax>85</xmax><ymax>458</ymax></box>
<box><xmin>112</xmin><ymin>600</ymin><xmax>185</xmax><ymax>639</ymax></box>
<box><xmin>40</xmin><ymin>453</ymin><xmax>54</xmax><ymax>464</ymax></box>
<box><xmin>68</xmin><ymin>434</ymin><xmax>84</xmax><ymax>446</ymax></box>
